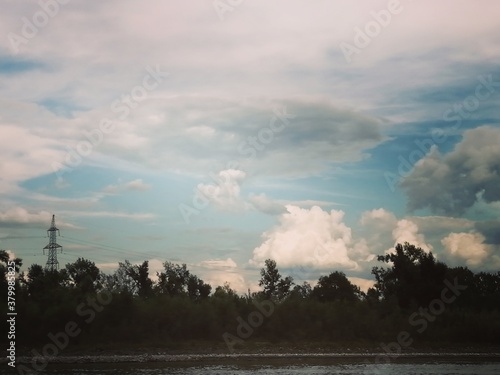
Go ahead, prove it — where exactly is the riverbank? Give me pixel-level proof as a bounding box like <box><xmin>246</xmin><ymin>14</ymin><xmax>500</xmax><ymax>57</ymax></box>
<box><xmin>5</xmin><ymin>341</ymin><xmax>500</xmax><ymax>365</ymax></box>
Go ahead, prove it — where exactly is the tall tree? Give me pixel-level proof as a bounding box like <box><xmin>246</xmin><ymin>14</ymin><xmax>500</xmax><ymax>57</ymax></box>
<box><xmin>104</xmin><ymin>261</ymin><xmax>136</xmax><ymax>295</ymax></box>
<box><xmin>0</xmin><ymin>250</ymin><xmax>22</xmax><ymax>293</ymax></box>
<box><xmin>66</xmin><ymin>257</ymin><xmax>101</xmax><ymax>295</ymax></box>
<box><xmin>290</xmin><ymin>281</ymin><xmax>312</xmax><ymax>299</ymax></box>
<box><xmin>156</xmin><ymin>262</ymin><xmax>190</xmax><ymax>297</ymax></box>
<box><xmin>312</xmin><ymin>271</ymin><xmax>362</xmax><ymax>302</ymax></box>
<box><xmin>187</xmin><ymin>274</ymin><xmax>212</xmax><ymax>300</ymax></box>
<box><xmin>125</xmin><ymin>260</ymin><xmax>154</xmax><ymax>298</ymax></box>
<box><xmin>259</xmin><ymin>259</ymin><xmax>294</xmax><ymax>301</ymax></box>
<box><xmin>372</xmin><ymin>242</ymin><xmax>447</xmax><ymax>308</ymax></box>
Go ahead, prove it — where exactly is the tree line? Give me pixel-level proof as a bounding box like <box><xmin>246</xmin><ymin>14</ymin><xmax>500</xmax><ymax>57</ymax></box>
<box><xmin>1</xmin><ymin>242</ymin><xmax>499</xmax><ymax>352</ymax></box>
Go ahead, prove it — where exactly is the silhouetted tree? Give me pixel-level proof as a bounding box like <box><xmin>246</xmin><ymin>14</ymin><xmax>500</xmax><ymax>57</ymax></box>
<box><xmin>259</xmin><ymin>259</ymin><xmax>294</xmax><ymax>301</ymax></box>
<box><xmin>66</xmin><ymin>257</ymin><xmax>101</xmax><ymax>295</ymax></box>
<box><xmin>372</xmin><ymin>242</ymin><xmax>447</xmax><ymax>308</ymax></box>
<box><xmin>187</xmin><ymin>274</ymin><xmax>211</xmax><ymax>300</ymax></box>
<box><xmin>290</xmin><ymin>281</ymin><xmax>312</xmax><ymax>299</ymax></box>
<box><xmin>312</xmin><ymin>271</ymin><xmax>362</xmax><ymax>302</ymax></box>
<box><xmin>156</xmin><ymin>262</ymin><xmax>190</xmax><ymax>296</ymax></box>
<box><xmin>0</xmin><ymin>249</ymin><xmax>22</xmax><ymax>294</ymax></box>
<box><xmin>122</xmin><ymin>260</ymin><xmax>154</xmax><ymax>298</ymax></box>
<box><xmin>213</xmin><ymin>282</ymin><xmax>239</xmax><ymax>301</ymax></box>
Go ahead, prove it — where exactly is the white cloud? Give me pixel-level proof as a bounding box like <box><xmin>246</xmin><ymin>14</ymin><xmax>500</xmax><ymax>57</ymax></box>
<box><xmin>198</xmin><ymin>258</ymin><xmax>238</xmax><ymax>270</ymax></box>
<box><xmin>250</xmin><ymin>205</ymin><xmax>369</xmax><ymax>271</ymax></box>
<box><xmin>0</xmin><ymin>207</ymin><xmax>78</xmax><ymax>229</ymax></box>
<box><xmin>124</xmin><ymin>179</ymin><xmax>151</xmax><ymax>191</ymax></box>
<box><xmin>248</xmin><ymin>193</ymin><xmax>337</xmax><ymax>216</ymax></box>
<box><xmin>360</xmin><ymin>208</ymin><xmax>397</xmax><ymax>226</ymax></box>
<box><xmin>95</xmin><ymin>262</ymin><xmax>119</xmax><ymax>273</ymax></box>
<box><xmin>197</xmin><ymin>169</ymin><xmax>249</xmax><ymax>212</ymax></box>
<box><xmin>391</xmin><ymin>219</ymin><xmax>433</xmax><ymax>253</ymax></box>
<box><xmin>441</xmin><ymin>232</ymin><xmax>489</xmax><ymax>267</ymax></box>
<box><xmin>0</xmin><ymin>121</ymin><xmax>64</xmax><ymax>194</ymax></box>
<box><xmin>360</xmin><ymin>208</ymin><xmax>432</xmax><ymax>255</ymax></box>
<box><xmin>203</xmin><ymin>271</ymin><xmax>248</xmax><ymax>294</ymax></box>
<box><xmin>0</xmin><ymin>207</ymin><xmax>51</xmax><ymax>224</ymax></box>
<box><xmin>104</xmin><ymin>178</ymin><xmax>151</xmax><ymax>193</ymax></box>
<box><xmin>147</xmin><ymin>258</ymin><xmax>165</xmax><ymax>281</ymax></box>
<box><xmin>60</xmin><ymin>210</ymin><xmax>155</xmax><ymax>220</ymax></box>
<box><xmin>6</xmin><ymin>250</ymin><xmax>17</xmax><ymax>261</ymax></box>
<box><xmin>348</xmin><ymin>277</ymin><xmax>375</xmax><ymax>293</ymax></box>
<box><xmin>193</xmin><ymin>258</ymin><xmax>250</xmax><ymax>293</ymax></box>
<box><xmin>2</xmin><ymin>1</ymin><xmax>500</xmax><ymax>281</ymax></box>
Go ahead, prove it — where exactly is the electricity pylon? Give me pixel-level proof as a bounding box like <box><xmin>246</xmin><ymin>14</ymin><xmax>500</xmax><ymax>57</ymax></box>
<box><xmin>43</xmin><ymin>215</ymin><xmax>62</xmax><ymax>271</ymax></box>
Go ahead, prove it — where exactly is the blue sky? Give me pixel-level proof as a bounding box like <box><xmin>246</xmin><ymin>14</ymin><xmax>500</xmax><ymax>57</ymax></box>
<box><xmin>1</xmin><ymin>0</ymin><xmax>500</xmax><ymax>292</ymax></box>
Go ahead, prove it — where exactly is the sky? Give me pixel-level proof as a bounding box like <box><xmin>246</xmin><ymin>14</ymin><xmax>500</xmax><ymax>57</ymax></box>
<box><xmin>1</xmin><ymin>0</ymin><xmax>499</xmax><ymax>293</ymax></box>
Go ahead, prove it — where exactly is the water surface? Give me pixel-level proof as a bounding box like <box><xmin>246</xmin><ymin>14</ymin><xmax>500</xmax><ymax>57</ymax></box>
<box><xmin>30</xmin><ymin>354</ymin><xmax>500</xmax><ymax>375</ymax></box>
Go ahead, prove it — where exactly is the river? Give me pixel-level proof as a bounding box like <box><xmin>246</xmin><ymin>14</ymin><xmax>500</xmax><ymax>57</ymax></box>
<box><xmin>18</xmin><ymin>354</ymin><xmax>500</xmax><ymax>375</ymax></box>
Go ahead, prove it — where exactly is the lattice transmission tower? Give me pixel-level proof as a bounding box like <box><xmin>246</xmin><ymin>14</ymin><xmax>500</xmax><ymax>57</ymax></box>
<box><xmin>43</xmin><ymin>215</ymin><xmax>63</xmax><ymax>271</ymax></box>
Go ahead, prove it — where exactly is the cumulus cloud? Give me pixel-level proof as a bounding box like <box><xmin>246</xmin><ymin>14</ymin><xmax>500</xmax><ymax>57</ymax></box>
<box><xmin>360</xmin><ymin>208</ymin><xmax>397</xmax><ymax>230</ymax></box>
<box><xmin>193</xmin><ymin>258</ymin><xmax>250</xmax><ymax>293</ymax></box>
<box><xmin>250</xmin><ymin>205</ymin><xmax>370</xmax><ymax>271</ymax></box>
<box><xmin>391</xmin><ymin>219</ymin><xmax>433</xmax><ymax>253</ymax></box>
<box><xmin>360</xmin><ymin>208</ymin><xmax>432</xmax><ymax>255</ymax></box>
<box><xmin>147</xmin><ymin>258</ymin><xmax>165</xmax><ymax>281</ymax></box>
<box><xmin>401</xmin><ymin>126</ymin><xmax>500</xmax><ymax>215</ymax></box>
<box><xmin>197</xmin><ymin>169</ymin><xmax>249</xmax><ymax>211</ymax></box>
<box><xmin>441</xmin><ymin>232</ymin><xmax>489</xmax><ymax>267</ymax></box>
<box><xmin>348</xmin><ymin>277</ymin><xmax>376</xmax><ymax>293</ymax></box>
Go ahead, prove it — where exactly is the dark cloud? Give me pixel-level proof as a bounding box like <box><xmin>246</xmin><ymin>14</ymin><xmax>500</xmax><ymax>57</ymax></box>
<box><xmin>401</xmin><ymin>126</ymin><xmax>500</xmax><ymax>215</ymax></box>
<box><xmin>475</xmin><ymin>220</ymin><xmax>500</xmax><ymax>245</ymax></box>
